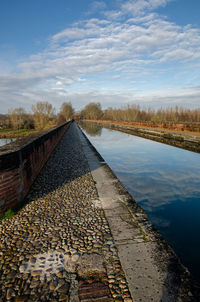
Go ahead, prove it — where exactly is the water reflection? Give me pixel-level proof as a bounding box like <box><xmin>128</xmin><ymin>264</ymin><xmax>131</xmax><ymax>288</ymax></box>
<box><xmin>82</xmin><ymin>126</ymin><xmax>200</xmax><ymax>281</ymax></box>
<box><xmin>0</xmin><ymin>138</ymin><xmax>16</xmax><ymax>147</ymax></box>
<box><xmin>79</xmin><ymin>121</ymin><xmax>102</xmax><ymax>137</ymax></box>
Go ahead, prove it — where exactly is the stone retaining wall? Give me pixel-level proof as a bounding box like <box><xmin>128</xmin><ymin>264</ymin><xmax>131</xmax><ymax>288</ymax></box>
<box><xmin>0</xmin><ymin>121</ymin><xmax>71</xmax><ymax>215</ymax></box>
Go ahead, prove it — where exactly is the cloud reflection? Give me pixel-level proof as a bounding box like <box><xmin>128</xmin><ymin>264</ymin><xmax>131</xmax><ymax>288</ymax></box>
<box><xmin>83</xmin><ymin>126</ymin><xmax>200</xmax><ymax>281</ymax></box>
<box><xmin>85</xmin><ymin>127</ymin><xmax>200</xmax><ymax>212</ymax></box>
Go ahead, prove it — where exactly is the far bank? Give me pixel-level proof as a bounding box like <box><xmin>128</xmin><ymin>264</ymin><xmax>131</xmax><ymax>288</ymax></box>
<box><xmin>81</xmin><ymin>120</ymin><xmax>200</xmax><ymax>154</ymax></box>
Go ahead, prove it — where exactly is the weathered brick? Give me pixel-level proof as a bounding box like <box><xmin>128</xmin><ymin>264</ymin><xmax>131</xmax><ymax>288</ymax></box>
<box><xmin>85</xmin><ymin>298</ymin><xmax>113</xmax><ymax>302</ymax></box>
<box><xmin>0</xmin><ymin>122</ymin><xmax>70</xmax><ymax>215</ymax></box>
<box><xmin>78</xmin><ymin>281</ymin><xmax>113</xmax><ymax>301</ymax></box>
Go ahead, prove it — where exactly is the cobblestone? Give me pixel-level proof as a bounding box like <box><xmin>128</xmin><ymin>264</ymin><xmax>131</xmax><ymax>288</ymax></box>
<box><xmin>0</xmin><ymin>123</ymin><xmax>131</xmax><ymax>301</ymax></box>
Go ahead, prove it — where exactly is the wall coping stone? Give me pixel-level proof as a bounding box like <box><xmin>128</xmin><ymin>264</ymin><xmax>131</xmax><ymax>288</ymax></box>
<box><xmin>0</xmin><ymin>122</ymin><xmax>70</xmax><ymax>171</ymax></box>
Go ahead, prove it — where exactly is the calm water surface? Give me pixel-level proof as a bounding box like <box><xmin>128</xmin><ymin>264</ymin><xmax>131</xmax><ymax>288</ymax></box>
<box><xmin>81</xmin><ymin>123</ymin><xmax>200</xmax><ymax>281</ymax></box>
<box><xmin>0</xmin><ymin>138</ymin><xmax>16</xmax><ymax>147</ymax></box>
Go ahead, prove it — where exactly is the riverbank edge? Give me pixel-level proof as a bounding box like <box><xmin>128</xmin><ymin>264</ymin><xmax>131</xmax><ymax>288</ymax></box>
<box><xmin>0</xmin><ymin>130</ymin><xmax>39</xmax><ymax>139</ymax></box>
<box><xmin>83</xmin><ymin>120</ymin><xmax>200</xmax><ymax>154</ymax></box>
<box><xmin>78</xmin><ymin>123</ymin><xmax>200</xmax><ymax>301</ymax></box>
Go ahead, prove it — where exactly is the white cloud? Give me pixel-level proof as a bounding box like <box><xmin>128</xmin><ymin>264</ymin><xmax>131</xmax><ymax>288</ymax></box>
<box><xmin>0</xmin><ymin>0</ymin><xmax>200</xmax><ymax>113</ymax></box>
<box><xmin>87</xmin><ymin>1</ymin><xmax>107</xmax><ymax>15</ymax></box>
<box><xmin>121</xmin><ymin>0</ymin><xmax>173</xmax><ymax>16</ymax></box>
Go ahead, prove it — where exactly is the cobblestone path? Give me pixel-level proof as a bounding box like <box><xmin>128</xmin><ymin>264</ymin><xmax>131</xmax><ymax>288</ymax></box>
<box><xmin>0</xmin><ymin>123</ymin><xmax>132</xmax><ymax>302</ymax></box>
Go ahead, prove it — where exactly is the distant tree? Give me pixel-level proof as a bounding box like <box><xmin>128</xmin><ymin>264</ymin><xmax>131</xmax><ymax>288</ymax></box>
<box><xmin>60</xmin><ymin>102</ymin><xmax>74</xmax><ymax>121</ymax></box>
<box><xmin>56</xmin><ymin>113</ymin><xmax>66</xmax><ymax>125</ymax></box>
<box><xmin>73</xmin><ymin>112</ymin><xmax>81</xmax><ymax>120</ymax></box>
<box><xmin>8</xmin><ymin>107</ymin><xmax>26</xmax><ymax>129</ymax></box>
<box><xmin>81</xmin><ymin>102</ymin><xmax>103</xmax><ymax>120</ymax></box>
<box><xmin>23</xmin><ymin>115</ymin><xmax>35</xmax><ymax>129</ymax></box>
<box><xmin>102</xmin><ymin>104</ymin><xmax>200</xmax><ymax>125</ymax></box>
<box><xmin>32</xmin><ymin>102</ymin><xmax>55</xmax><ymax>129</ymax></box>
<box><xmin>0</xmin><ymin>114</ymin><xmax>9</xmax><ymax>128</ymax></box>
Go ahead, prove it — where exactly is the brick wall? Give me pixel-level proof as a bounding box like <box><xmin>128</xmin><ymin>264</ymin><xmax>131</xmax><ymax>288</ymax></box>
<box><xmin>0</xmin><ymin>121</ymin><xmax>72</xmax><ymax>215</ymax></box>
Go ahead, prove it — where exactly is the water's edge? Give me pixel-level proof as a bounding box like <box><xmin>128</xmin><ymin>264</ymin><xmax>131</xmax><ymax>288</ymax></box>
<box><xmin>84</xmin><ymin>120</ymin><xmax>200</xmax><ymax>154</ymax></box>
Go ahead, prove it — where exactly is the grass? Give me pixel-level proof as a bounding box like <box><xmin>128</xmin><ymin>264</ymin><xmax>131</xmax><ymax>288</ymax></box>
<box><xmin>0</xmin><ymin>188</ymin><xmax>35</xmax><ymax>221</ymax></box>
<box><xmin>0</xmin><ymin>208</ymin><xmax>15</xmax><ymax>221</ymax></box>
<box><xmin>0</xmin><ymin>128</ymin><xmax>13</xmax><ymax>133</ymax></box>
<box><xmin>0</xmin><ymin>201</ymin><xmax>25</xmax><ymax>221</ymax></box>
<box><xmin>0</xmin><ymin>128</ymin><xmax>38</xmax><ymax>139</ymax></box>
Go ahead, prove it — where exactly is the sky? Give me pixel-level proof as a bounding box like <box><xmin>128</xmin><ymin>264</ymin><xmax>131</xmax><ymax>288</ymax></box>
<box><xmin>0</xmin><ymin>0</ymin><xmax>200</xmax><ymax>114</ymax></box>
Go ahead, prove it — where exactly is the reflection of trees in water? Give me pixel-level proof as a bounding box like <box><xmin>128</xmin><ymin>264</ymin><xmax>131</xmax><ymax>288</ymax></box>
<box><xmin>79</xmin><ymin>122</ymin><xmax>102</xmax><ymax>137</ymax></box>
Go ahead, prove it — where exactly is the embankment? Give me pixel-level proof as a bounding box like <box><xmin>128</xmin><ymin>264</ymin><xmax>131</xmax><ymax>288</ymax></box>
<box><xmin>0</xmin><ymin>122</ymin><xmax>71</xmax><ymax>215</ymax></box>
<box><xmin>85</xmin><ymin>120</ymin><xmax>200</xmax><ymax>153</ymax></box>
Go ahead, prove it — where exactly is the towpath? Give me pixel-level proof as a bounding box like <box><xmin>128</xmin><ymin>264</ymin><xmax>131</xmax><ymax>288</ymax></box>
<box><xmin>0</xmin><ymin>122</ymin><xmax>199</xmax><ymax>302</ymax></box>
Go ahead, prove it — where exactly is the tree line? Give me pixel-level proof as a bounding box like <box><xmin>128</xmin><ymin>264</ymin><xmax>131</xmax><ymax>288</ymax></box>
<box><xmin>81</xmin><ymin>103</ymin><xmax>200</xmax><ymax>123</ymax></box>
<box><xmin>1</xmin><ymin>101</ymin><xmax>200</xmax><ymax>131</ymax></box>
<box><xmin>4</xmin><ymin>102</ymin><xmax>74</xmax><ymax>130</ymax></box>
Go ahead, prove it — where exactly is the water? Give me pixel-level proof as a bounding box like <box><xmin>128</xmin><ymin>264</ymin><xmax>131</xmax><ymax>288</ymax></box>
<box><xmin>0</xmin><ymin>138</ymin><xmax>16</xmax><ymax>147</ymax></box>
<box><xmin>81</xmin><ymin>122</ymin><xmax>200</xmax><ymax>281</ymax></box>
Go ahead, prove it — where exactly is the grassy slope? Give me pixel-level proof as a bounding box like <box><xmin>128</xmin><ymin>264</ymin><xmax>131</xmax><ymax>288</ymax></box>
<box><xmin>0</xmin><ymin>129</ymin><xmax>39</xmax><ymax>138</ymax></box>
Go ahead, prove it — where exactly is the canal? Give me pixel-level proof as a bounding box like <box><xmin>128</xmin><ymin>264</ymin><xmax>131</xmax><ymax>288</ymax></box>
<box><xmin>0</xmin><ymin>138</ymin><xmax>16</xmax><ymax>147</ymax></box>
<box><xmin>80</xmin><ymin>122</ymin><xmax>200</xmax><ymax>282</ymax></box>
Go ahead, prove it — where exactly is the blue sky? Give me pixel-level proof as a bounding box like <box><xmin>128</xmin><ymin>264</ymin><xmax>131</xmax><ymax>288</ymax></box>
<box><xmin>0</xmin><ymin>0</ymin><xmax>200</xmax><ymax>113</ymax></box>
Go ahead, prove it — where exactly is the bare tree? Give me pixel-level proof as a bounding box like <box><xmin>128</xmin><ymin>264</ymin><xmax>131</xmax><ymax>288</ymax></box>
<box><xmin>102</xmin><ymin>105</ymin><xmax>200</xmax><ymax>124</ymax></box>
<box><xmin>60</xmin><ymin>102</ymin><xmax>74</xmax><ymax>121</ymax></box>
<box><xmin>81</xmin><ymin>102</ymin><xmax>103</xmax><ymax>120</ymax></box>
<box><xmin>56</xmin><ymin>113</ymin><xmax>66</xmax><ymax>125</ymax></box>
<box><xmin>8</xmin><ymin>108</ymin><xmax>26</xmax><ymax>129</ymax></box>
<box><xmin>32</xmin><ymin>102</ymin><xmax>55</xmax><ymax>129</ymax></box>
<box><xmin>0</xmin><ymin>114</ymin><xmax>8</xmax><ymax>129</ymax></box>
